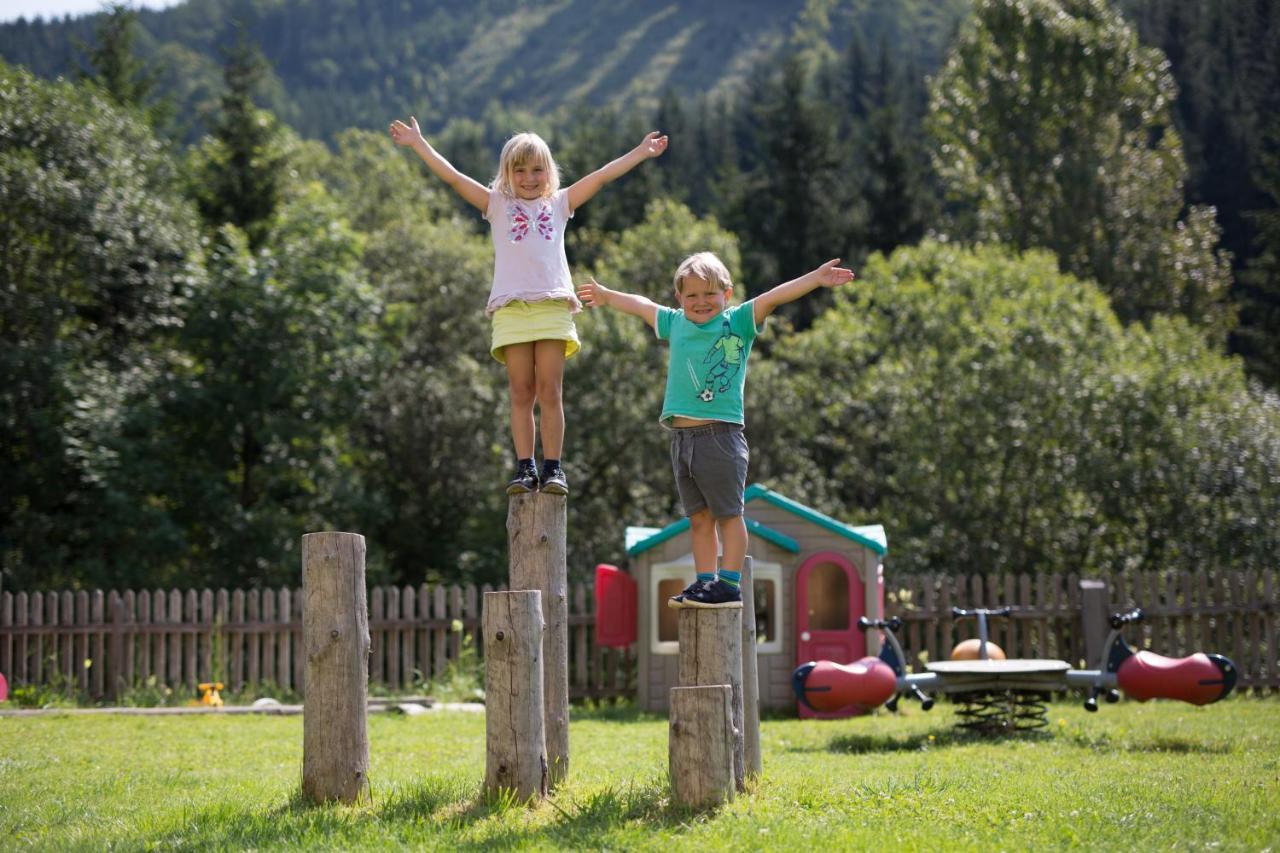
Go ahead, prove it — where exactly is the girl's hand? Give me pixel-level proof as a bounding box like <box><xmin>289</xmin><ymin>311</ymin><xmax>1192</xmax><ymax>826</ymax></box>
<box><xmin>813</xmin><ymin>258</ymin><xmax>856</xmax><ymax>288</ymax></box>
<box><xmin>636</xmin><ymin>131</ymin><xmax>669</xmax><ymax>159</ymax></box>
<box><xmin>389</xmin><ymin>116</ymin><xmax>424</xmax><ymax>147</ymax></box>
<box><xmin>577</xmin><ymin>277</ymin><xmax>611</xmax><ymax>308</ymax></box>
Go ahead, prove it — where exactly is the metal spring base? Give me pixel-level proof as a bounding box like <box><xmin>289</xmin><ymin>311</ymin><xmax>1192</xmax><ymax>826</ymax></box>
<box><xmin>954</xmin><ymin>690</ymin><xmax>1050</xmax><ymax>734</ymax></box>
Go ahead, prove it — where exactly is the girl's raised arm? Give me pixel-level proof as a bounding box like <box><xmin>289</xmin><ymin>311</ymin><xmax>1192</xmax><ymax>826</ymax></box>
<box><xmin>566</xmin><ymin>131</ymin><xmax>668</xmax><ymax>212</ymax></box>
<box><xmin>390</xmin><ymin>116</ymin><xmax>489</xmax><ymax>212</ymax></box>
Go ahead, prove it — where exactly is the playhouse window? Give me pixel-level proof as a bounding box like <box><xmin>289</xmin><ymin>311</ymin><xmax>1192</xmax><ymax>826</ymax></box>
<box><xmin>656</xmin><ymin>577</ymin><xmax>685</xmax><ymax>644</ymax></box>
<box><xmin>806</xmin><ymin>561</ymin><xmax>849</xmax><ymax>630</ymax></box>
<box><xmin>650</xmin><ymin>562</ymin><xmax>694</xmax><ymax>655</ymax></box>
<box><xmin>751</xmin><ymin>562</ymin><xmax>784</xmax><ymax>654</ymax></box>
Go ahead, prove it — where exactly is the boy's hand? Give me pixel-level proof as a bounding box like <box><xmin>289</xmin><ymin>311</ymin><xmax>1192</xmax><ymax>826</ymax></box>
<box><xmin>636</xmin><ymin>131</ymin><xmax>669</xmax><ymax>159</ymax></box>
<box><xmin>577</xmin><ymin>277</ymin><xmax>612</xmax><ymax>308</ymax></box>
<box><xmin>389</xmin><ymin>116</ymin><xmax>424</xmax><ymax>147</ymax></box>
<box><xmin>813</xmin><ymin>258</ymin><xmax>856</xmax><ymax>288</ymax></box>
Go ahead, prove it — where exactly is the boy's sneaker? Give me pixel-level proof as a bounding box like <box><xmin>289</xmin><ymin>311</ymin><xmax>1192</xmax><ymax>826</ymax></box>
<box><xmin>506</xmin><ymin>464</ymin><xmax>539</xmax><ymax>495</ymax></box>
<box><xmin>540</xmin><ymin>465</ymin><xmax>568</xmax><ymax>495</ymax></box>
<box><xmin>682</xmin><ymin>579</ymin><xmax>743</xmax><ymax>609</ymax></box>
<box><xmin>667</xmin><ymin>579</ymin><xmax>707</xmax><ymax>608</ymax></box>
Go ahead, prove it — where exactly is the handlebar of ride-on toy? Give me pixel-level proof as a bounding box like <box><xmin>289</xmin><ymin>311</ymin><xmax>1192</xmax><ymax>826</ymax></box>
<box><xmin>794</xmin><ymin>607</ymin><xmax>1237</xmax><ymax>715</ymax></box>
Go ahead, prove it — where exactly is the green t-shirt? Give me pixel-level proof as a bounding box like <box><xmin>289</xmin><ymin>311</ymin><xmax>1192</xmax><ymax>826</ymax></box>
<box><xmin>655</xmin><ymin>300</ymin><xmax>764</xmax><ymax>425</ymax></box>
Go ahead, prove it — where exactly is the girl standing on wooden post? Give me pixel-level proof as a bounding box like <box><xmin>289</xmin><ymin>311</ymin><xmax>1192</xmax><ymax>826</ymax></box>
<box><xmin>389</xmin><ymin>117</ymin><xmax>668</xmax><ymax>496</ymax></box>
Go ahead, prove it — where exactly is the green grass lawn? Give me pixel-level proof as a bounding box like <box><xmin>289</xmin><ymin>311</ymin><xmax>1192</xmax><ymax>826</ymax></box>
<box><xmin>1</xmin><ymin>697</ymin><xmax>1276</xmax><ymax>850</ymax></box>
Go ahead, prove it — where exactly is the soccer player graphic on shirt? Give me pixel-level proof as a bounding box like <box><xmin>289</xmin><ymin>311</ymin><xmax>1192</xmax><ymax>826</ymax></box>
<box><xmin>694</xmin><ymin>319</ymin><xmax>746</xmax><ymax>403</ymax></box>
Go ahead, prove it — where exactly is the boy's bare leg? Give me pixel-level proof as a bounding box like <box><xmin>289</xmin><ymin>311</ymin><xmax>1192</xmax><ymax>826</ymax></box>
<box><xmin>504</xmin><ymin>343</ymin><xmax>536</xmax><ymax>459</ymax></box>
<box><xmin>533</xmin><ymin>339</ymin><xmax>566</xmax><ymax>460</ymax></box>
<box><xmin>689</xmin><ymin>508</ymin><xmax>719</xmax><ymax>576</ymax></box>
<box><xmin>717</xmin><ymin>514</ymin><xmax>748</xmax><ymax>574</ymax></box>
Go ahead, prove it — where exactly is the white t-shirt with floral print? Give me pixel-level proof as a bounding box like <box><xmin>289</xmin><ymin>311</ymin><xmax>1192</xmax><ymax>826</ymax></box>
<box><xmin>484</xmin><ymin>187</ymin><xmax>582</xmax><ymax>316</ymax></box>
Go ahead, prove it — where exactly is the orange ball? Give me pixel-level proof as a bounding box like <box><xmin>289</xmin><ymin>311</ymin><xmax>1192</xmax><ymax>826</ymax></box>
<box><xmin>950</xmin><ymin>638</ymin><xmax>1007</xmax><ymax>661</ymax></box>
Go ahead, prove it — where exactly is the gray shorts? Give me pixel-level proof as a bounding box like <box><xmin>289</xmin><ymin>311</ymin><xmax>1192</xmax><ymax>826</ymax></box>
<box><xmin>670</xmin><ymin>422</ymin><xmax>749</xmax><ymax>519</ymax></box>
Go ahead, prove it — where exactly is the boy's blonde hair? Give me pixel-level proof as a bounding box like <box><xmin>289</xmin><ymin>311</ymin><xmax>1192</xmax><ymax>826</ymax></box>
<box><xmin>673</xmin><ymin>252</ymin><xmax>733</xmax><ymax>294</ymax></box>
<box><xmin>492</xmin><ymin>132</ymin><xmax>560</xmax><ymax>198</ymax></box>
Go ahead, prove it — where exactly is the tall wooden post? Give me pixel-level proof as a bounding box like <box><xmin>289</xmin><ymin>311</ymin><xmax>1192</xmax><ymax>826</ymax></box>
<box><xmin>484</xmin><ymin>590</ymin><xmax>548</xmax><ymax>802</ymax></box>
<box><xmin>678</xmin><ymin>607</ymin><xmax>745</xmax><ymax>792</ymax></box>
<box><xmin>301</xmin><ymin>532</ymin><xmax>370</xmax><ymax>804</ymax></box>
<box><xmin>507</xmin><ymin>492</ymin><xmax>569</xmax><ymax>786</ymax></box>
<box><xmin>1080</xmin><ymin>579</ymin><xmax>1110</xmax><ymax>667</ymax></box>
<box><xmin>669</xmin><ymin>685</ymin><xmax>736</xmax><ymax>808</ymax></box>
<box><xmin>739</xmin><ymin>556</ymin><xmax>762</xmax><ymax>780</ymax></box>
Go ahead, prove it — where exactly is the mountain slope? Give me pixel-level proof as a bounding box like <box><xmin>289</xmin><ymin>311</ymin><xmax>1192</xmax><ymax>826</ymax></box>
<box><xmin>0</xmin><ymin>0</ymin><xmax>966</xmax><ymax>139</ymax></box>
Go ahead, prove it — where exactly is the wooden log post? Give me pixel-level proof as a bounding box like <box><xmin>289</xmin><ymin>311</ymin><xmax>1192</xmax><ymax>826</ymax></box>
<box><xmin>506</xmin><ymin>492</ymin><xmax>569</xmax><ymax>786</ymax></box>
<box><xmin>669</xmin><ymin>685</ymin><xmax>736</xmax><ymax>808</ymax></box>
<box><xmin>1080</xmin><ymin>579</ymin><xmax>1110</xmax><ymax>668</ymax></box>
<box><xmin>301</xmin><ymin>532</ymin><xmax>371</xmax><ymax>805</ymax></box>
<box><xmin>738</xmin><ymin>556</ymin><xmax>762</xmax><ymax>780</ymax></box>
<box><xmin>678</xmin><ymin>607</ymin><xmax>745</xmax><ymax>792</ymax></box>
<box><xmin>483</xmin><ymin>590</ymin><xmax>548</xmax><ymax>803</ymax></box>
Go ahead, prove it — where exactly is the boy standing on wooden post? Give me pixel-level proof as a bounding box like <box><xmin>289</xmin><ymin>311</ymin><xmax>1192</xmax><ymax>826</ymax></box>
<box><xmin>577</xmin><ymin>253</ymin><xmax>854</xmax><ymax>607</ymax></box>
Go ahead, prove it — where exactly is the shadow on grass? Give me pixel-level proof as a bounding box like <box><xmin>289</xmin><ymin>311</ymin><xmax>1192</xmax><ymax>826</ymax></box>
<box><xmin>1060</xmin><ymin>729</ymin><xmax>1235</xmax><ymax>754</ymax></box>
<box><xmin>123</xmin><ymin>771</ymin><xmax>710</xmax><ymax>849</ymax></box>
<box><xmin>816</xmin><ymin>726</ymin><xmax>1055</xmax><ymax>754</ymax></box>
<box><xmin>445</xmin><ymin>777</ymin><xmax>705</xmax><ymax>850</ymax></box>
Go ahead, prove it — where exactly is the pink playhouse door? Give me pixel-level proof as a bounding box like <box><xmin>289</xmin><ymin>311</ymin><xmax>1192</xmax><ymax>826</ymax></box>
<box><xmin>795</xmin><ymin>552</ymin><xmax>866</xmax><ymax>719</ymax></box>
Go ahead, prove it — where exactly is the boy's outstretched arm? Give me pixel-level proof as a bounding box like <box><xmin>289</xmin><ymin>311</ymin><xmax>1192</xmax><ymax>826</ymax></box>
<box><xmin>566</xmin><ymin>132</ymin><xmax>669</xmax><ymax>212</ymax></box>
<box><xmin>577</xmin><ymin>277</ymin><xmax>660</xmax><ymax>330</ymax></box>
<box><xmin>753</xmin><ymin>258</ymin><xmax>856</xmax><ymax>326</ymax></box>
<box><xmin>389</xmin><ymin>116</ymin><xmax>489</xmax><ymax>212</ymax></box>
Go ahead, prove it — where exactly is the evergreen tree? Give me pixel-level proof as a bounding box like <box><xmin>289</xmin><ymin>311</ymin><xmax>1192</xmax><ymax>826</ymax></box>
<box><xmin>1234</xmin><ymin>125</ymin><xmax>1280</xmax><ymax>388</ymax></box>
<box><xmin>191</xmin><ymin>29</ymin><xmax>284</xmax><ymax>250</ymax></box>
<box><xmin>77</xmin><ymin>4</ymin><xmax>154</xmax><ymax>109</ymax></box>
<box><xmin>928</xmin><ymin>0</ymin><xmax>1234</xmax><ymax>342</ymax></box>
<box><xmin>732</xmin><ymin>53</ymin><xmax>846</xmax><ymax>322</ymax></box>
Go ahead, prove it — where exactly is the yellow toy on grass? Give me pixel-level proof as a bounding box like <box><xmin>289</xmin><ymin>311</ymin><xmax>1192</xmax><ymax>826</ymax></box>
<box><xmin>197</xmin><ymin>682</ymin><xmax>224</xmax><ymax>707</ymax></box>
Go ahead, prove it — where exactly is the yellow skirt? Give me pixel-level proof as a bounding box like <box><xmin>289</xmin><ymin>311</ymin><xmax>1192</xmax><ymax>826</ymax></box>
<box><xmin>490</xmin><ymin>299</ymin><xmax>581</xmax><ymax>364</ymax></box>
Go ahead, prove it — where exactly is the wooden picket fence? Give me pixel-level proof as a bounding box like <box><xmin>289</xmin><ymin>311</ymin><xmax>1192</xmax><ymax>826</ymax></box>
<box><xmin>0</xmin><ymin>582</ymin><xmax>633</xmax><ymax>702</ymax></box>
<box><xmin>1</xmin><ymin>569</ymin><xmax>1275</xmax><ymax>702</ymax></box>
<box><xmin>885</xmin><ymin>569</ymin><xmax>1279</xmax><ymax>691</ymax></box>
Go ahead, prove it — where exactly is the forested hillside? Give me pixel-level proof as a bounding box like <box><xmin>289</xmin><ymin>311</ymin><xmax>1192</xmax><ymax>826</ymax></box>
<box><xmin>0</xmin><ymin>0</ymin><xmax>966</xmax><ymax>138</ymax></box>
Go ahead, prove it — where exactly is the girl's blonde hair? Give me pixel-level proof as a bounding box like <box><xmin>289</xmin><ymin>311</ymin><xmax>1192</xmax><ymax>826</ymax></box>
<box><xmin>492</xmin><ymin>132</ymin><xmax>560</xmax><ymax>198</ymax></box>
<box><xmin>673</xmin><ymin>252</ymin><xmax>733</xmax><ymax>293</ymax></box>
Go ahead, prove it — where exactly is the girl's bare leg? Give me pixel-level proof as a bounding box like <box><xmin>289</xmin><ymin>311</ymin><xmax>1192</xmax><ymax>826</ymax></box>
<box><xmin>504</xmin><ymin>343</ymin><xmax>537</xmax><ymax>459</ymax></box>
<box><xmin>533</xmin><ymin>339</ymin><xmax>566</xmax><ymax>459</ymax></box>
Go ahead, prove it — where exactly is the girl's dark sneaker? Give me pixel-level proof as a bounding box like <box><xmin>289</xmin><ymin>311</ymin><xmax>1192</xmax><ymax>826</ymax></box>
<box><xmin>506</xmin><ymin>463</ymin><xmax>539</xmax><ymax>495</ymax></box>
<box><xmin>540</xmin><ymin>465</ymin><xmax>568</xmax><ymax>495</ymax></box>
<box><xmin>667</xmin><ymin>579</ymin><xmax>706</xmax><ymax>608</ymax></box>
<box><xmin>682</xmin><ymin>579</ymin><xmax>743</xmax><ymax>609</ymax></box>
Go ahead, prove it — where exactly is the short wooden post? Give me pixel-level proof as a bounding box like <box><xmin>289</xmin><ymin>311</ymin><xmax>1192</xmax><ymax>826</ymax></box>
<box><xmin>739</xmin><ymin>556</ymin><xmax>762</xmax><ymax>780</ymax></box>
<box><xmin>484</xmin><ymin>590</ymin><xmax>548</xmax><ymax>803</ymax></box>
<box><xmin>507</xmin><ymin>492</ymin><xmax>569</xmax><ymax>786</ymax></box>
<box><xmin>1080</xmin><ymin>579</ymin><xmax>1110</xmax><ymax>668</ymax></box>
<box><xmin>678</xmin><ymin>607</ymin><xmax>745</xmax><ymax>792</ymax></box>
<box><xmin>669</xmin><ymin>685</ymin><xmax>736</xmax><ymax>808</ymax></box>
<box><xmin>301</xmin><ymin>532</ymin><xmax>371</xmax><ymax>804</ymax></box>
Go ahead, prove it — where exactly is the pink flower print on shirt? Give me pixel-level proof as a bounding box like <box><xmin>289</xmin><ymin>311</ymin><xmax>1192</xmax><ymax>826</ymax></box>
<box><xmin>507</xmin><ymin>200</ymin><xmax>556</xmax><ymax>243</ymax></box>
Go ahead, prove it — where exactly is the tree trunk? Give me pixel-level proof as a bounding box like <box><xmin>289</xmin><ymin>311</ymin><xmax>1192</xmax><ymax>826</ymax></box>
<box><xmin>507</xmin><ymin>492</ymin><xmax>569</xmax><ymax>786</ymax></box>
<box><xmin>739</xmin><ymin>556</ymin><xmax>762</xmax><ymax>779</ymax></box>
<box><xmin>669</xmin><ymin>685</ymin><xmax>736</xmax><ymax>808</ymax></box>
<box><xmin>301</xmin><ymin>532</ymin><xmax>370</xmax><ymax>804</ymax></box>
<box><xmin>678</xmin><ymin>607</ymin><xmax>745</xmax><ymax>791</ymax></box>
<box><xmin>483</xmin><ymin>590</ymin><xmax>548</xmax><ymax>803</ymax></box>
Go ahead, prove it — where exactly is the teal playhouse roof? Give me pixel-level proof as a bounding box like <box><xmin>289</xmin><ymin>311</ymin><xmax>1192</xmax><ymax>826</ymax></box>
<box><xmin>625</xmin><ymin>483</ymin><xmax>887</xmax><ymax>557</ymax></box>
